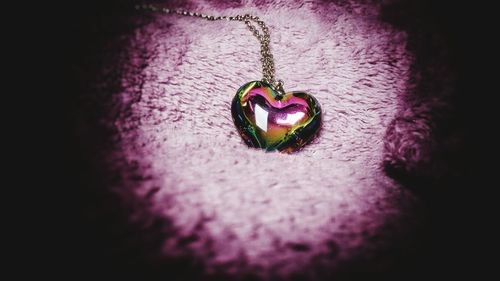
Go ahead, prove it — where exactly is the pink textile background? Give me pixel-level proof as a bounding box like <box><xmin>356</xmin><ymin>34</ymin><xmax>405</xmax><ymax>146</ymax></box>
<box><xmin>110</xmin><ymin>0</ymin><xmax>420</xmax><ymax>277</ymax></box>
<box><xmin>72</xmin><ymin>0</ymin><xmax>462</xmax><ymax>279</ymax></box>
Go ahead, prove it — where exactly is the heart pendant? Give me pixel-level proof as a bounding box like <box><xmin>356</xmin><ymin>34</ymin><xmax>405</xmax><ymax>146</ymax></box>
<box><xmin>231</xmin><ymin>81</ymin><xmax>322</xmax><ymax>153</ymax></box>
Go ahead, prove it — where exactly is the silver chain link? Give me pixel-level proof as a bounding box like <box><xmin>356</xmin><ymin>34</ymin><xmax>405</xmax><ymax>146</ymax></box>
<box><xmin>136</xmin><ymin>4</ymin><xmax>285</xmax><ymax>95</ymax></box>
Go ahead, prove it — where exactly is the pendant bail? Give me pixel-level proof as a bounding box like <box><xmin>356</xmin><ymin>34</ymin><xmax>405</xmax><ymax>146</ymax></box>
<box><xmin>273</xmin><ymin>79</ymin><xmax>285</xmax><ymax>98</ymax></box>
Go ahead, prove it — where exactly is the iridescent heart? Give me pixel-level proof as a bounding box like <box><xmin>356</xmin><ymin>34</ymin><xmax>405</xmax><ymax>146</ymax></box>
<box><xmin>231</xmin><ymin>81</ymin><xmax>322</xmax><ymax>153</ymax></box>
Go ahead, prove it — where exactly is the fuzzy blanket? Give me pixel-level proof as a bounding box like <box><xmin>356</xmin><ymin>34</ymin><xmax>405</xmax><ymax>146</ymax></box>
<box><xmin>74</xmin><ymin>0</ymin><xmax>460</xmax><ymax>279</ymax></box>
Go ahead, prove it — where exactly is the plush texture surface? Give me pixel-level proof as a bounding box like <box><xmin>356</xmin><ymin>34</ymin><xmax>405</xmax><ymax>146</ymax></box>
<box><xmin>71</xmin><ymin>0</ymin><xmax>462</xmax><ymax>279</ymax></box>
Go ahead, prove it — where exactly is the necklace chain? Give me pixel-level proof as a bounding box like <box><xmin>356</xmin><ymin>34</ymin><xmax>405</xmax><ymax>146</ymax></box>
<box><xmin>136</xmin><ymin>4</ymin><xmax>285</xmax><ymax>94</ymax></box>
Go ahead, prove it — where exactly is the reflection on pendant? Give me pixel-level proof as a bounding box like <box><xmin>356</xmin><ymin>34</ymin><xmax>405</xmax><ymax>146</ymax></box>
<box><xmin>231</xmin><ymin>80</ymin><xmax>322</xmax><ymax>153</ymax></box>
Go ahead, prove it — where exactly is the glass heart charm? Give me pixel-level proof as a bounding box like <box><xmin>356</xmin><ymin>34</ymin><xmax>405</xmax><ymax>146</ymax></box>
<box><xmin>231</xmin><ymin>81</ymin><xmax>322</xmax><ymax>153</ymax></box>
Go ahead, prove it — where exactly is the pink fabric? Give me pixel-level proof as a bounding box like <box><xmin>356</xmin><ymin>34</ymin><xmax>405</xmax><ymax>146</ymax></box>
<box><xmin>108</xmin><ymin>0</ymin><xmax>424</xmax><ymax>278</ymax></box>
